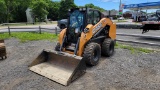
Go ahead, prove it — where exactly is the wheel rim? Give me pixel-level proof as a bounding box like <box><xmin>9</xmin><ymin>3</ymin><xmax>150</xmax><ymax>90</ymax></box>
<box><xmin>93</xmin><ymin>49</ymin><xmax>98</xmax><ymax>61</ymax></box>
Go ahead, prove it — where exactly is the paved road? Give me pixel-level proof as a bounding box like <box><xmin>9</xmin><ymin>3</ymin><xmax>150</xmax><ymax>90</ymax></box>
<box><xmin>117</xmin><ymin>29</ymin><xmax>160</xmax><ymax>45</ymax></box>
<box><xmin>117</xmin><ymin>35</ymin><xmax>160</xmax><ymax>45</ymax></box>
<box><xmin>0</xmin><ymin>24</ymin><xmax>59</xmax><ymax>33</ymax></box>
<box><xmin>117</xmin><ymin>29</ymin><xmax>160</xmax><ymax>36</ymax></box>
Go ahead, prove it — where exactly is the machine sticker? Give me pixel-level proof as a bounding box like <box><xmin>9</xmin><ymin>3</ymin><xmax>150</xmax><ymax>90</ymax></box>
<box><xmin>102</xmin><ymin>19</ymin><xmax>106</xmax><ymax>23</ymax></box>
<box><xmin>92</xmin><ymin>23</ymin><xmax>102</xmax><ymax>33</ymax></box>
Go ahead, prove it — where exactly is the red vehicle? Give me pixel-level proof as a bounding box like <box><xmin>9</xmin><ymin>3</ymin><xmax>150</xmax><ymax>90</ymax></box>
<box><xmin>139</xmin><ymin>16</ymin><xmax>147</xmax><ymax>22</ymax></box>
<box><xmin>141</xmin><ymin>10</ymin><xmax>160</xmax><ymax>34</ymax></box>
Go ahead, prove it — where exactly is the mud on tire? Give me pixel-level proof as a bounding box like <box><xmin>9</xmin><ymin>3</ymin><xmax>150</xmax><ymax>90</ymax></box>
<box><xmin>83</xmin><ymin>43</ymin><xmax>101</xmax><ymax>66</ymax></box>
<box><xmin>102</xmin><ymin>38</ymin><xmax>115</xmax><ymax>57</ymax></box>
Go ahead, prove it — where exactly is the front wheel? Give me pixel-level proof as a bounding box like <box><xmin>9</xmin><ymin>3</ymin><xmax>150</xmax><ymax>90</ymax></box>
<box><xmin>83</xmin><ymin>43</ymin><xmax>101</xmax><ymax>66</ymax></box>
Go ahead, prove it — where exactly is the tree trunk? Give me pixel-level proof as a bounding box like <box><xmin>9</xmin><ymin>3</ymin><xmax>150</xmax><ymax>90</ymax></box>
<box><xmin>5</xmin><ymin>0</ymin><xmax>10</xmax><ymax>23</ymax></box>
<box><xmin>6</xmin><ymin>7</ymin><xmax>9</xmax><ymax>23</ymax></box>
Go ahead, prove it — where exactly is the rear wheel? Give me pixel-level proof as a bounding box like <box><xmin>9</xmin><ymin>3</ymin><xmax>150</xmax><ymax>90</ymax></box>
<box><xmin>102</xmin><ymin>38</ymin><xmax>115</xmax><ymax>57</ymax></box>
<box><xmin>83</xmin><ymin>43</ymin><xmax>101</xmax><ymax>66</ymax></box>
<box><xmin>55</xmin><ymin>42</ymin><xmax>60</xmax><ymax>51</ymax></box>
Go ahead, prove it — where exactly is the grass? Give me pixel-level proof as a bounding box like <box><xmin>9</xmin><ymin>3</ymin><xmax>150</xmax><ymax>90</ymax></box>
<box><xmin>115</xmin><ymin>42</ymin><xmax>154</xmax><ymax>54</ymax></box>
<box><xmin>0</xmin><ymin>32</ymin><xmax>58</xmax><ymax>42</ymax></box>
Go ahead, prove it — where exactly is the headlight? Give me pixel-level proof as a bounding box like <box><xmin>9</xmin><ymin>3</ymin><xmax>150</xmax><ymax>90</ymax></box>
<box><xmin>84</xmin><ymin>28</ymin><xmax>89</xmax><ymax>33</ymax></box>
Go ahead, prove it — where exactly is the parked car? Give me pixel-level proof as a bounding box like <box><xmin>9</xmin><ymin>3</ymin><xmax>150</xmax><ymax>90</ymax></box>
<box><xmin>57</xmin><ymin>19</ymin><xmax>68</xmax><ymax>29</ymax></box>
<box><xmin>139</xmin><ymin>16</ymin><xmax>147</xmax><ymax>22</ymax></box>
<box><xmin>147</xmin><ymin>16</ymin><xmax>158</xmax><ymax>21</ymax></box>
<box><xmin>118</xmin><ymin>17</ymin><xmax>125</xmax><ymax>20</ymax></box>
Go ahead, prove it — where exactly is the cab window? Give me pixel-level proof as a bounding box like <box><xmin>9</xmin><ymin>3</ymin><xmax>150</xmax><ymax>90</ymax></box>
<box><xmin>93</xmin><ymin>11</ymin><xmax>100</xmax><ymax>25</ymax></box>
<box><xmin>87</xmin><ymin>10</ymin><xmax>101</xmax><ymax>25</ymax></box>
<box><xmin>87</xmin><ymin>10</ymin><xmax>94</xmax><ymax>24</ymax></box>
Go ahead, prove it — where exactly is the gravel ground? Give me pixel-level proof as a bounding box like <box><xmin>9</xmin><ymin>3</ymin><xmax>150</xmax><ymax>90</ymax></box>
<box><xmin>0</xmin><ymin>39</ymin><xmax>160</xmax><ymax>90</ymax></box>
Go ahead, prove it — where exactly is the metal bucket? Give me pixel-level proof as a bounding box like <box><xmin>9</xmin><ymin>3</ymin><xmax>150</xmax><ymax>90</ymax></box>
<box><xmin>29</xmin><ymin>49</ymin><xmax>86</xmax><ymax>86</ymax></box>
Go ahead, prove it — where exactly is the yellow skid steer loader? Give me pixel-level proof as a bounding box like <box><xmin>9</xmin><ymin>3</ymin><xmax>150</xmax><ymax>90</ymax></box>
<box><xmin>29</xmin><ymin>8</ymin><xmax>116</xmax><ymax>86</ymax></box>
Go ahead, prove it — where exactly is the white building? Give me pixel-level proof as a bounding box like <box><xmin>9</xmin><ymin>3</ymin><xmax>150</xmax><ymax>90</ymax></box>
<box><xmin>26</xmin><ymin>8</ymin><xmax>34</xmax><ymax>23</ymax></box>
<box><xmin>26</xmin><ymin>8</ymin><xmax>48</xmax><ymax>23</ymax></box>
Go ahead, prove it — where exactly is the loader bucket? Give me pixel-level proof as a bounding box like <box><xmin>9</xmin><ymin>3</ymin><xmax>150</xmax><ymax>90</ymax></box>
<box><xmin>29</xmin><ymin>49</ymin><xmax>86</xmax><ymax>86</ymax></box>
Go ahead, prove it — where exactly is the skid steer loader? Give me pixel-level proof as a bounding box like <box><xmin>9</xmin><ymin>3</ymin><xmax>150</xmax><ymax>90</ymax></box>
<box><xmin>29</xmin><ymin>8</ymin><xmax>116</xmax><ymax>86</ymax></box>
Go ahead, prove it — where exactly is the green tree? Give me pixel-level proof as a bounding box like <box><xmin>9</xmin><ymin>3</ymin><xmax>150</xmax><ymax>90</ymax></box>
<box><xmin>0</xmin><ymin>0</ymin><xmax>32</xmax><ymax>23</ymax></box>
<box><xmin>3</xmin><ymin>0</ymin><xmax>20</xmax><ymax>23</ymax></box>
<box><xmin>47</xmin><ymin>1</ymin><xmax>60</xmax><ymax>20</ymax></box>
<box><xmin>31</xmin><ymin>0</ymin><xmax>49</xmax><ymax>22</ymax></box>
<box><xmin>12</xmin><ymin>0</ymin><xmax>33</xmax><ymax>22</ymax></box>
<box><xmin>0</xmin><ymin>0</ymin><xmax>17</xmax><ymax>23</ymax></box>
<box><xmin>0</xmin><ymin>0</ymin><xmax>6</xmax><ymax>23</ymax></box>
<box><xmin>59</xmin><ymin>0</ymin><xmax>77</xmax><ymax>19</ymax></box>
<box><xmin>85</xmin><ymin>3</ymin><xmax>94</xmax><ymax>8</ymax></box>
<box><xmin>85</xmin><ymin>3</ymin><xmax>105</xmax><ymax>12</ymax></box>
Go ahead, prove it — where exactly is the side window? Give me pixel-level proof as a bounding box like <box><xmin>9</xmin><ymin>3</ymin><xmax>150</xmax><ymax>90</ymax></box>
<box><xmin>93</xmin><ymin>11</ymin><xmax>100</xmax><ymax>25</ymax></box>
<box><xmin>87</xmin><ymin>10</ymin><xmax>94</xmax><ymax>24</ymax></box>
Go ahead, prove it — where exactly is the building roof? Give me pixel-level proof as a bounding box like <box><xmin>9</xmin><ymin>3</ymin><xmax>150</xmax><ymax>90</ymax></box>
<box><xmin>102</xmin><ymin>10</ymin><xmax>119</xmax><ymax>16</ymax></box>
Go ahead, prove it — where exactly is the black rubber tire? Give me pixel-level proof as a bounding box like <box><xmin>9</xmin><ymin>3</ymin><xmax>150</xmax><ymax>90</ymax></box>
<box><xmin>102</xmin><ymin>38</ymin><xmax>115</xmax><ymax>57</ymax></box>
<box><xmin>55</xmin><ymin>42</ymin><xmax>60</xmax><ymax>51</ymax></box>
<box><xmin>83</xmin><ymin>43</ymin><xmax>101</xmax><ymax>66</ymax></box>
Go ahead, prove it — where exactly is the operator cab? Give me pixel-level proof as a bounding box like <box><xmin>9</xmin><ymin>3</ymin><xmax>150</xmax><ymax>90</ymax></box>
<box><xmin>66</xmin><ymin>8</ymin><xmax>103</xmax><ymax>44</ymax></box>
<box><xmin>67</xmin><ymin>8</ymin><xmax>85</xmax><ymax>44</ymax></box>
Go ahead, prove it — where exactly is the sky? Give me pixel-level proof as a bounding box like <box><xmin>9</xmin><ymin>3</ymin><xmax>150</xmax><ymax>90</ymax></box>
<box><xmin>54</xmin><ymin>0</ymin><xmax>160</xmax><ymax>12</ymax></box>
<box><xmin>75</xmin><ymin>0</ymin><xmax>160</xmax><ymax>12</ymax></box>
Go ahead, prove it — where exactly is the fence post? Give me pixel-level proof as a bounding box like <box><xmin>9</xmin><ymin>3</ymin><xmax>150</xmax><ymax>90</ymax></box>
<box><xmin>8</xmin><ymin>26</ymin><xmax>11</xmax><ymax>36</ymax></box>
<box><xmin>39</xmin><ymin>26</ymin><xmax>41</xmax><ymax>34</ymax></box>
<box><xmin>55</xmin><ymin>27</ymin><xmax>58</xmax><ymax>36</ymax></box>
